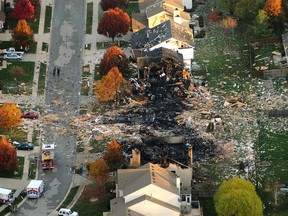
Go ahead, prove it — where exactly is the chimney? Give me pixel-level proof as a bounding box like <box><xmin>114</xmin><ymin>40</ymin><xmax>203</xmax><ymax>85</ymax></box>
<box><xmin>130</xmin><ymin>148</ymin><xmax>141</xmax><ymax>168</ymax></box>
<box><xmin>188</xmin><ymin>145</ymin><xmax>193</xmax><ymax>166</ymax></box>
<box><xmin>173</xmin><ymin>8</ymin><xmax>181</xmax><ymax>24</ymax></box>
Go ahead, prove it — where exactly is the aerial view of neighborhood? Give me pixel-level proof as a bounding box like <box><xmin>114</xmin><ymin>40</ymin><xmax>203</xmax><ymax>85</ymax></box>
<box><xmin>0</xmin><ymin>0</ymin><xmax>287</xmax><ymax>215</ymax></box>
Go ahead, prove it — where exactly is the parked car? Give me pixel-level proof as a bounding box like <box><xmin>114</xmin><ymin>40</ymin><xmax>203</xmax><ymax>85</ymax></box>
<box><xmin>14</xmin><ymin>142</ymin><xmax>34</xmax><ymax>151</ymax></box>
<box><xmin>58</xmin><ymin>208</ymin><xmax>79</xmax><ymax>216</ymax></box>
<box><xmin>3</xmin><ymin>53</ymin><xmax>23</xmax><ymax>60</ymax></box>
<box><xmin>21</xmin><ymin>111</ymin><xmax>39</xmax><ymax>119</ymax></box>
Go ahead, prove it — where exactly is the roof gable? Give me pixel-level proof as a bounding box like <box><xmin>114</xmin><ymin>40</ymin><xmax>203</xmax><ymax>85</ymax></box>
<box><xmin>131</xmin><ymin>20</ymin><xmax>193</xmax><ymax>50</ymax></box>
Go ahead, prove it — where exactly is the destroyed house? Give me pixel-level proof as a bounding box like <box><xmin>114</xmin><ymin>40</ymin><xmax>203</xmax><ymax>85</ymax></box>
<box><xmin>132</xmin><ymin>0</ymin><xmax>190</xmax><ymax>33</ymax></box>
<box><xmin>137</xmin><ymin>47</ymin><xmax>184</xmax><ymax>79</ymax></box>
<box><xmin>131</xmin><ymin>20</ymin><xmax>194</xmax><ymax>69</ymax></box>
<box><xmin>109</xmin><ymin>163</ymin><xmax>181</xmax><ymax>216</ymax></box>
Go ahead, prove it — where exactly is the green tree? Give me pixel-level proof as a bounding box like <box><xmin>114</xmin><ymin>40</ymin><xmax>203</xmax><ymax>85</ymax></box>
<box><xmin>234</xmin><ymin>0</ymin><xmax>264</xmax><ymax>20</ymax></box>
<box><xmin>219</xmin><ymin>0</ymin><xmax>237</xmax><ymax>14</ymax></box>
<box><xmin>249</xmin><ymin>10</ymin><xmax>272</xmax><ymax>38</ymax></box>
<box><xmin>214</xmin><ymin>177</ymin><xmax>263</xmax><ymax>216</ymax></box>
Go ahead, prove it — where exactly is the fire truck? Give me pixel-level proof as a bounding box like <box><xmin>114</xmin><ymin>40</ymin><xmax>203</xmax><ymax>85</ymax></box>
<box><xmin>41</xmin><ymin>143</ymin><xmax>55</xmax><ymax>170</ymax></box>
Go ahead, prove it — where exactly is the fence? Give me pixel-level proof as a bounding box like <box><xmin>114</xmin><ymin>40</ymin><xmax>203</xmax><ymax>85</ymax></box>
<box><xmin>251</xmin><ymin>68</ymin><xmax>288</xmax><ymax>78</ymax></box>
<box><xmin>268</xmin><ymin>110</ymin><xmax>288</xmax><ymax>118</ymax></box>
<box><xmin>192</xmin><ymin>190</ymin><xmax>217</xmax><ymax>198</ymax></box>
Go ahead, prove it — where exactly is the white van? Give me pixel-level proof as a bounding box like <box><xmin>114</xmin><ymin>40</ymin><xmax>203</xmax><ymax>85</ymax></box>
<box><xmin>58</xmin><ymin>208</ymin><xmax>79</xmax><ymax>216</ymax></box>
<box><xmin>0</xmin><ymin>188</ymin><xmax>14</xmax><ymax>204</ymax></box>
<box><xmin>26</xmin><ymin>180</ymin><xmax>44</xmax><ymax>198</ymax></box>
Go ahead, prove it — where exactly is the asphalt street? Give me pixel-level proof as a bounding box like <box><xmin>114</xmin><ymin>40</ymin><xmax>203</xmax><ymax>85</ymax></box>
<box><xmin>15</xmin><ymin>1</ymin><xmax>85</xmax><ymax>215</ymax></box>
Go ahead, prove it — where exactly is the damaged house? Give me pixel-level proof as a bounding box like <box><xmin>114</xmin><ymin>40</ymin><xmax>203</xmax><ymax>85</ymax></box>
<box><xmin>131</xmin><ymin>19</ymin><xmax>194</xmax><ymax>70</ymax></box>
<box><xmin>132</xmin><ymin>0</ymin><xmax>191</xmax><ymax>33</ymax></box>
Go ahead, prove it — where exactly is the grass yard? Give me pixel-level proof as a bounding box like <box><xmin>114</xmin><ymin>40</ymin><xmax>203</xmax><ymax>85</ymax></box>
<box><xmin>38</xmin><ymin>62</ymin><xmax>47</xmax><ymax>95</ymax></box>
<box><xmin>58</xmin><ymin>186</ymin><xmax>80</xmax><ymax>210</ymax></box>
<box><xmin>44</xmin><ymin>6</ymin><xmax>52</xmax><ymax>33</ymax></box>
<box><xmin>89</xmin><ymin>139</ymin><xmax>108</xmax><ymax>153</ymax></box>
<box><xmin>74</xmin><ymin>194</ymin><xmax>114</xmax><ymax>216</ymax></box>
<box><xmin>0</xmin><ymin>61</ymin><xmax>35</xmax><ymax>94</ymax></box>
<box><xmin>0</xmin><ymin>156</ymin><xmax>24</xmax><ymax>179</ymax></box>
<box><xmin>98</xmin><ymin>2</ymin><xmax>139</xmax><ymax>19</ymax></box>
<box><xmin>251</xmin><ymin>43</ymin><xmax>284</xmax><ymax>70</ymax></box>
<box><xmin>2</xmin><ymin>128</ymin><xmax>28</xmax><ymax>143</ymax></box>
<box><xmin>256</xmin><ymin>129</ymin><xmax>288</xmax><ymax>215</ymax></box>
<box><xmin>86</xmin><ymin>2</ymin><xmax>93</xmax><ymax>34</ymax></box>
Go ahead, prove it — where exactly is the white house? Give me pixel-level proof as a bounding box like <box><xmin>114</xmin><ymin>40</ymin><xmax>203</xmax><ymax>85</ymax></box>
<box><xmin>109</xmin><ymin>163</ymin><xmax>181</xmax><ymax>216</ymax></box>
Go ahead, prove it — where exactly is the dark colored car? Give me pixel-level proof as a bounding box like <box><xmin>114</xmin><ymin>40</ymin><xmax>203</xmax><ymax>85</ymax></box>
<box><xmin>14</xmin><ymin>143</ymin><xmax>34</xmax><ymax>151</ymax></box>
<box><xmin>21</xmin><ymin>112</ymin><xmax>39</xmax><ymax>119</ymax></box>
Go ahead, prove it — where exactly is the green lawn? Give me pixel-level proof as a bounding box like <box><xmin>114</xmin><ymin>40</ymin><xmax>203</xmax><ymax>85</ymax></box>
<box><xmin>98</xmin><ymin>2</ymin><xmax>139</xmax><ymax>19</ymax></box>
<box><xmin>0</xmin><ymin>61</ymin><xmax>35</xmax><ymax>94</ymax></box>
<box><xmin>74</xmin><ymin>194</ymin><xmax>114</xmax><ymax>216</ymax></box>
<box><xmin>86</xmin><ymin>2</ymin><xmax>93</xmax><ymax>34</ymax></box>
<box><xmin>0</xmin><ymin>156</ymin><xmax>24</xmax><ymax>179</ymax></box>
<box><xmin>38</xmin><ymin>62</ymin><xmax>47</xmax><ymax>95</ymax></box>
<box><xmin>257</xmin><ymin>129</ymin><xmax>288</xmax><ymax>215</ymax></box>
<box><xmin>89</xmin><ymin>139</ymin><xmax>108</xmax><ymax>153</ymax></box>
<box><xmin>58</xmin><ymin>186</ymin><xmax>80</xmax><ymax>210</ymax></box>
<box><xmin>44</xmin><ymin>6</ymin><xmax>52</xmax><ymax>33</ymax></box>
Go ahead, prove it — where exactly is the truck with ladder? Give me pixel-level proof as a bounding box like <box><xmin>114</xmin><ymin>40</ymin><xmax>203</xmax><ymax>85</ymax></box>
<box><xmin>41</xmin><ymin>143</ymin><xmax>55</xmax><ymax>170</ymax></box>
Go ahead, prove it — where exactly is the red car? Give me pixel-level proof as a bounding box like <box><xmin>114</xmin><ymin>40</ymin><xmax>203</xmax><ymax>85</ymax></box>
<box><xmin>21</xmin><ymin>112</ymin><xmax>39</xmax><ymax>119</ymax></box>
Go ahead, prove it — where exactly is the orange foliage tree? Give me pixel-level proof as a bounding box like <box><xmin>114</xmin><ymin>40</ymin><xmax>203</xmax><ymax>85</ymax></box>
<box><xmin>0</xmin><ymin>137</ymin><xmax>18</xmax><ymax>171</ymax></box>
<box><xmin>12</xmin><ymin>19</ymin><xmax>34</xmax><ymax>48</ymax></box>
<box><xmin>88</xmin><ymin>158</ymin><xmax>110</xmax><ymax>181</ymax></box>
<box><xmin>12</xmin><ymin>0</ymin><xmax>35</xmax><ymax>19</ymax></box>
<box><xmin>95</xmin><ymin>67</ymin><xmax>126</xmax><ymax>102</ymax></box>
<box><xmin>11</xmin><ymin>66</ymin><xmax>25</xmax><ymax>81</ymax></box>
<box><xmin>221</xmin><ymin>16</ymin><xmax>237</xmax><ymax>33</ymax></box>
<box><xmin>97</xmin><ymin>7</ymin><xmax>130</xmax><ymax>42</ymax></box>
<box><xmin>99</xmin><ymin>46</ymin><xmax>129</xmax><ymax>77</ymax></box>
<box><xmin>0</xmin><ymin>104</ymin><xmax>22</xmax><ymax>129</ymax></box>
<box><xmin>103</xmin><ymin>140</ymin><xmax>125</xmax><ymax>170</ymax></box>
<box><xmin>264</xmin><ymin>0</ymin><xmax>283</xmax><ymax>17</ymax></box>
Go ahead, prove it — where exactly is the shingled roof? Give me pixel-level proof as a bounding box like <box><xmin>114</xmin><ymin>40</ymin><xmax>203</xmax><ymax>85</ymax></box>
<box><xmin>131</xmin><ymin>19</ymin><xmax>194</xmax><ymax>50</ymax></box>
<box><xmin>117</xmin><ymin>163</ymin><xmax>179</xmax><ymax>197</ymax></box>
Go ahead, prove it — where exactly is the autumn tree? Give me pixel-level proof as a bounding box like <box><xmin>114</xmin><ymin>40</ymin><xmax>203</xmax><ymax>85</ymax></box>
<box><xmin>249</xmin><ymin>10</ymin><xmax>272</xmax><ymax>38</ymax></box>
<box><xmin>12</xmin><ymin>0</ymin><xmax>34</xmax><ymax>19</ymax></box>
<box><xmin>221</xmin><ymin>16</ymin><xmax>237</xmax><ymax>34</ymax></box>
<box><xmin>11</xmin><ymin>66</ymin><xmax>25</xmax><ymax>81</ymax></box>
<box><xmin>95</xmin><ymin>67</ymin><xmax>126</xmax><ymax>102</ymax></box>
<box><xmin>99</xmin><ymin>45</ymin><xmax>129</xmax><ymax>77</ymax></box>
<box><xmin>207</xmin><ymin>10</ymin><xmax>220</xmax><ymax>22</ymax></box>
<box><xmin>97</xmin><ymin>7</ymin><xmax>130</xmax><ymax>42</ymax></box>
<box><xmin>214</xmin><ymin>177</ymin><xmax>263</xmax><ymax>216</ymax></box>
<box><xmin>264</xmin><ymin>0</ymin><xmax>283</xmax><ymax>17</ymax></box>
<box><xmin>0</xmin><ymin>137</ymin><xmax>18</xmax><ymax>172</ymax></box>
<box><xmin>101</xmin><ymin>0</ymin><xmax>128</xmax><ymax>11</ymax></box>
<box><xmin>0</xmin><ymin>103</ymin><xmax>22</xmax><ymax>129</ymax></box>
<box><xmin>11</xmin><ymin>19</ymin><xmax>34</xmax><ymax>48</ymax></box>
<box><xmin>88</xmin><ymin>158</ymin><xmax>109</xmax><ymax>182</ymax></box>
<box><xmin>103</xmin><ymin>140</ymin><xmax>125</xmax><ymax>170</ymax></box>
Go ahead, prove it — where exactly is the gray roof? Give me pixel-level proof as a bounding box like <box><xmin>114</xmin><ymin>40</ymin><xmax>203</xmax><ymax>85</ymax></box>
<box><xmin>117</xmin><ymin>163</ymin><xmax>179</xmax><ymax>197</ymax></box>
<box><xmin>146</xmin><ymin>1</ymin><xmax>165</xmax><ymax>18</ymax></box>
<box><xmin>131</xmin><ymin>20</ymin><xmax>194</xmax><ymax>50</ymax></box>
<box><xmin>139</xmin><ymin>0</ymin><xmax>163</xmax><ymax>11</ymax></box>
